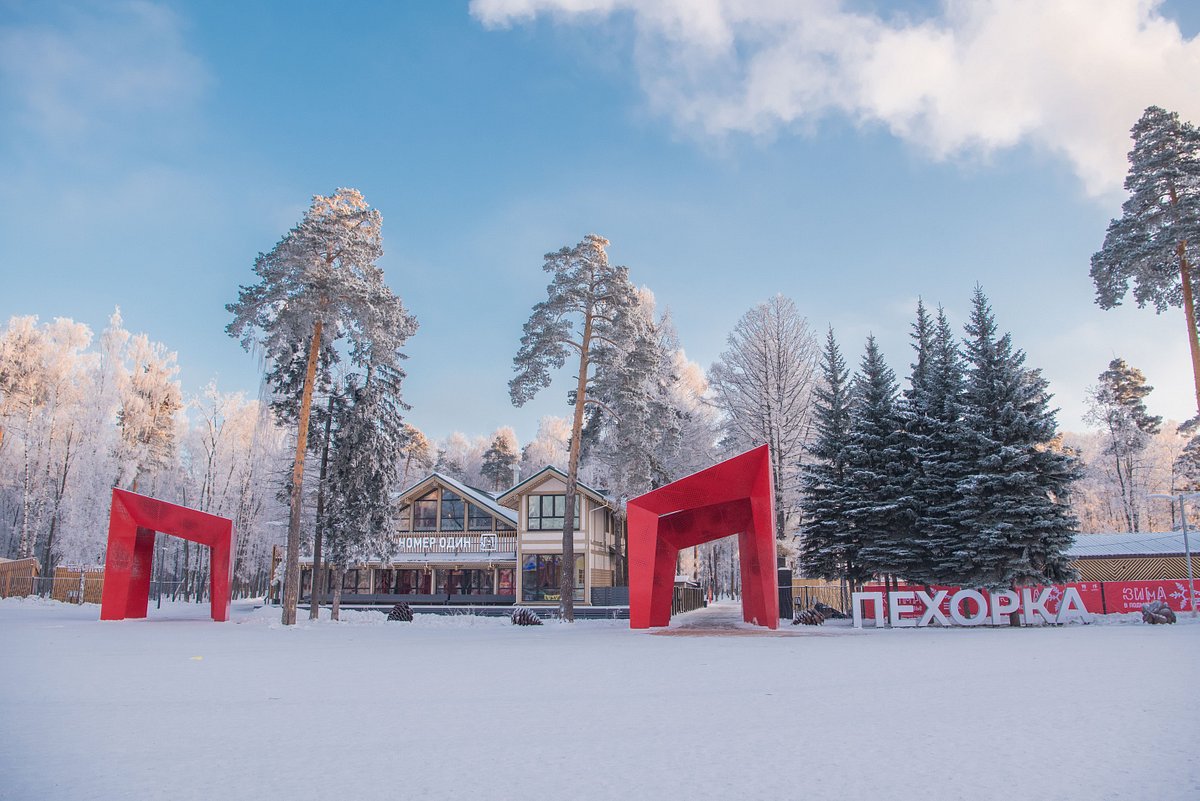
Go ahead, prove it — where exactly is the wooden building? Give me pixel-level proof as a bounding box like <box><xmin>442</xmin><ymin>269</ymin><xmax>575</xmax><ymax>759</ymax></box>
<box><xmin>298</xmin><ymin>467</ymin><xmax>620</xmax><ymax>606</ymax></box>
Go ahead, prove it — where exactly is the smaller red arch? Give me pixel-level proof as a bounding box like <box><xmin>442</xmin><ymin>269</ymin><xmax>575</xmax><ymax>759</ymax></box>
<box><xmin>100</xmin><ymin>488</ymin><xmax>236</xmax><ymax>622</ymax></box>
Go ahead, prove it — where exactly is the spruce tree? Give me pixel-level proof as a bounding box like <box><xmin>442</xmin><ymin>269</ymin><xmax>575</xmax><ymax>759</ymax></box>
<box><xmin>891</xmin><ymin>301</ymin><xmax>936</xmax><ymax>585</ymax></box>
<box><xmin>799</xmin><ymin>328</ymin><xmax>856</xmax><ymax>585</ymax></box>
<box><xmin>917</xmin><ymin>308</ymin><xmax>971</xmax><ymax>584</ymax></box>
<box><xmin>954</xmin><ymin>288</ymin><xmax>1079</xmax><ymax>590</ymax></box>
<box><xmin>845</xmin><ymin>336</ymin><xmax>908</xmax><ymax>586</ymax></box>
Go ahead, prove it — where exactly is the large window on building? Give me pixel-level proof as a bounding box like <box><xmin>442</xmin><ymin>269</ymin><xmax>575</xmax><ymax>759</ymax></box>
<box><xmin>413</xmin><ymin>492</ymin><xmax>437</xmax><ymax>531</ymax></box>
<box><xmin>441</xmin><ymin>569</ymin><xmax>494</xmax><ymax>595</ymax></box>
<box><xmin>441</xmin><ymin>490</ymin><xmax>465</xmax><ymax>531</ymax></box>
<box><xmin>467</xmin><ymin>503</ymin><xmax>493</xmax><ymax>531</ymax></box>
<box><xmin>341</xmin><ymin>569</ymin><xmax>370</xmax><ymax>595</ymax></box>
<box><xmin>521</xmin><ymin>554</ymin><xmax>584</xmax><ymax>602</ymax></box>
<box><xmin>396</xmin><ymin>569</ymin><xmax>432</xmax><ymax>594</ymax></box>
<box><xmin>526</xmin><ymin>494</ymin><xmax>581</xmax><ymax>531</ymax></box>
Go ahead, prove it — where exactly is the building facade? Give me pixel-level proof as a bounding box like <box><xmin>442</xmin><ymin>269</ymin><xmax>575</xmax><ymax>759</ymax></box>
<box><xmin>298</xmin><ymin>467</ymin><xmax>620</xmax><ymax>606</ymax></box>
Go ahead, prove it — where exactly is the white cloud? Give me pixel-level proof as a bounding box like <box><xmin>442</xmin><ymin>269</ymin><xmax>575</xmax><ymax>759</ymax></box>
<box><xmin>471</xmin><ymin>0</ymin><xmax>1200</xmax><ymax>195</ymax></box>
<box><xmin>0</xmin><ymin>1</ymin><xmax>208</xmax><ymax>150</ymax></box>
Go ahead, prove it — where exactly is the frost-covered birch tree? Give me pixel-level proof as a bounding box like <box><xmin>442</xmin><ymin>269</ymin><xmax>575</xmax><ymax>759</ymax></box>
<box><xmin>709</xmin><ymin>295</ymin><xmax>819</xmax><ymax>539</ymax></box>
<box><xmin>510</xmin><ymin>233</ymin><xmax>639</xmax><ymax>621</ymax></box>
<box><xmin>114</xmin><ymin>333</ymin><xmax>184</xmax><ymax>493</ymax></box>
<box><xmin>227</xmin><ymin>188</ymin><xmax>418</xmax><ymax>625</ymax></box>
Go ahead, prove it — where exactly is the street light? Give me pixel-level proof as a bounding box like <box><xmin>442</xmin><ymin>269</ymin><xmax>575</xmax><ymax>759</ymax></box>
<box><xmin>1148</xmin><ymin>492</ymin><xmax>1199</xmax><ymax>617</ymax></box>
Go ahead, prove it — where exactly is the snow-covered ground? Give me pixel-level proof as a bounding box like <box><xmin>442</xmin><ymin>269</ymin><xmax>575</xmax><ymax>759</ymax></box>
<box><xmin>1</xmin><ymin>598</ymin><xmax>1197</xmax><ymax>801</ymax></box>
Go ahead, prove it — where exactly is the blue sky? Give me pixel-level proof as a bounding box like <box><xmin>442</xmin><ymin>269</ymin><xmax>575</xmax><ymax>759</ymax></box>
<box><xmin>2</xmin><ymin>0</ymin><xmax>1199</xmax><ymax>443</ymax></box>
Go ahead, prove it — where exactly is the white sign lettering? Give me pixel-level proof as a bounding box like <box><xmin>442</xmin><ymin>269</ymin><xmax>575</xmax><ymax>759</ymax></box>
<box><xmin>851</xmin><ymin>587</ymin><xmax>1093</xmax><ymax>628</ymax></box>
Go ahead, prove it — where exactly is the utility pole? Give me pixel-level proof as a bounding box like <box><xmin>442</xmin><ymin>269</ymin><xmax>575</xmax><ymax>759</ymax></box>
<box><xmin>1148</xmin><ymin>492</ymin><xmax>1199</xmax><ymax>617</ymax></box>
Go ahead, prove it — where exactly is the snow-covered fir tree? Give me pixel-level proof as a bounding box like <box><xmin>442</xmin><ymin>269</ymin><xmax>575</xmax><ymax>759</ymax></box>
<box><xmin>953</xmin><ymin>288</ymin><xmax>1080</xmax><ymax>589</ymax></box>
<box><xmin>908</xmin><ymin>306</ymin><xmax>973</xmax><ymax>585</ymax></box>
<box><xmin>845</xmin><ymin>336</ymin><xmax>910</xmax><ymax>586</ymax></box>
<box><xmin>320</xmin><ymin>363</ymin><xmax>407</xmax><ymax>620</ymax></box>
<box><xmin>798</xmin><ymin>328</ymin><xmax>859</xmax><ymax>586</ymax></box>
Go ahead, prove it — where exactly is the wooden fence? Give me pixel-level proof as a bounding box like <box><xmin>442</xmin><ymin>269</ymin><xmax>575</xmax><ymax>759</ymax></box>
<box><xmin>0</xmin><ymin>558</ymin><xmax>40</xmax><ymax>598</ymax></box>
<box><xmin>50</xmin><ymin>566</ymin><xmax>105</xmax><ymax>604</ymax></box>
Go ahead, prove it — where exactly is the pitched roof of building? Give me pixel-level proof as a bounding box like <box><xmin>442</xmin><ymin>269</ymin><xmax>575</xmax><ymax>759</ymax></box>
<box><xmin>1067</xmin><ymin>532</ymin><xmax>1197</xmax><ymax>558</ymax></box>
<box><xmin>496</xmin><ymin>465</ymin><xmax>613</xmax><ymax>509</ymax></box>
<box><xmin>397</xmin><ymin>472</ymin><xmax>517</xmax><ymax>526</ymax></box>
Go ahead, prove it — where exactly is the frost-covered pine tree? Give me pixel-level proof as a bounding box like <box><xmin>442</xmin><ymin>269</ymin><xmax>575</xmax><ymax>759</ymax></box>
<box><xmin>954</xmin><ymin>288</ymin><xmax>1079</xmax><ymax>590</ymax></box>
<box><xmin>510</xmin><ymin>233</ymin><xmax>639</xmax><ymax>621</ymax></box>
<box><xmin>1091</xmin><ymin>106</ymin><xmax>1200</xmax><ymax>413</ymax></box>
<box><xmin>1084</xmin><ymin>358</ymin><xmax>1162</xmax><ymax>532</ymax></box>
<box><xmin>709</xmin><ymin>295</ymin><xmax>820</xmax><ymax>539</ymax></box>
<box><xmin>481</xmin><ymin>427</ymin><xmax>519</xmax><ymax>491</ymax></box>
<box><xmin>399</xmin><ymin>424</ymin><xmax>433</xmax><ymax>488</ymax></box>
<box><xmin>798</xmin><ymin>328</ymin><xmax>860</xmax><ymax>586</ymax></box>
<box><xmin>583</xmin><ymin>290</ymin><xmax>686</xmax><ymax>499</ymax></box>
<box><xmin>227</xmin><ymin>188</ymin><xmax>418</xmax><ymax>626</ymax></box>
<box><xmin>845</xmin><ymin>336</ymin><xmax>909</xmax><ymax>586</ymax></box>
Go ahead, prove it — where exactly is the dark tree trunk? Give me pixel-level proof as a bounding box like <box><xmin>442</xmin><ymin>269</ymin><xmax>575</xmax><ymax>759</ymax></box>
<box><xmin>309</xmin><ymin>390</ymin><xmax>335</xmax><ymax>620</ymax></box>
<box><xmin>283</xmin><ymin>319</ymin><xmax>323</xmax><ymax>626</ymax></box>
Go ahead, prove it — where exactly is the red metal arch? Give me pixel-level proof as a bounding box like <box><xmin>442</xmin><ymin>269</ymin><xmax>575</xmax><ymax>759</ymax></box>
<box><xmin>627</xmin><ymin>444</ymin><xmax>778</xmax><ymax>629</ymax></box>
<box><xmin>100</xmin><ymin>488</ymin><xmax>236</xmax><ymax>622</ymax></box>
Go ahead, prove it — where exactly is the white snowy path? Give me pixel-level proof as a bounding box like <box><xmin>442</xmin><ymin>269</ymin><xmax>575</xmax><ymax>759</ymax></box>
<box><xmin>1</xmin><ymin>599</ymin><xmax>1197</xmax><ymax>801</ymax></box>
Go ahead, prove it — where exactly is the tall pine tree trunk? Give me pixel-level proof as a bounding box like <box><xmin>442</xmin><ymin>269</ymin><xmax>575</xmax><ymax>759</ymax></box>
<box><xmin>309</xmin><ymin>391</ymin><xmax>335</xmax><ymax>620</ymax></box>
<box><xmin>282</xmin><ymin>319</ymin><xmax>323</xmax><ymax>626</ymax></box>
<box><xmin>331</xmin><ymin>564</ymin><xmax>344</xmax><ymax>621</ymax></box>
<box><xmin>1178</xmin><ymin>244</ymin><xmax>1200</xmax><ymax>416</ymax></box>
<box><xmin>560</xmin><ymin>309</ymin><xmax>593</xmax><ymax>622</ymax></box>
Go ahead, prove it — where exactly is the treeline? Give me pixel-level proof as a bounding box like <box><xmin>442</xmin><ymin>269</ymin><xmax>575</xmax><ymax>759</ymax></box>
<box><xmin>7</xmin><ymin>182</ymin><xmax>1196</xmax><ymax>616</ymax></box>
<box><xmin>0</xmin><ymin>311</ymin><xmax>291</xmax><ymax>597</ymax></box>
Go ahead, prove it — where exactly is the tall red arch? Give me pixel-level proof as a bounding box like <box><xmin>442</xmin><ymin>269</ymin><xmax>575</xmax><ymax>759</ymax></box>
<box><xmin>627</xmin><ymin>444</ymin><xmax>778</xmax><ymax>629</ymax></box>
<box><xmin>100</xmin><ymin>488</ymin><xmax>236</xmax><ymax>622</ymax></box>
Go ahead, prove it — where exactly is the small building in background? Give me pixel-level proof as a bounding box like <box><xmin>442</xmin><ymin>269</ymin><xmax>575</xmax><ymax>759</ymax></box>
<box><xmin>1067</xmin><ymin>531</ymin><xmax>1197</xmax><ymax>582</ymax></box>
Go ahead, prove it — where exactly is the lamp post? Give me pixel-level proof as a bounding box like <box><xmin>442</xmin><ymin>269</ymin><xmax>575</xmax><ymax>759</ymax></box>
<box><xmin>1148</xmin><ymin>492</ymin><xmax>1199</xmax><ymax>617</ymax></box>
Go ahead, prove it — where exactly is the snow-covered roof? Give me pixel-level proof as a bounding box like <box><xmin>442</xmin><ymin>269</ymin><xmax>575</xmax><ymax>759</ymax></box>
<box><xmin>495</xmin><ymin>465</ymin><xmax>614</xmax><ymax>509</ymax></box>
<box><xmin>1067</xmin><ymin>532</ymin><xmax>1197</xmax><ymax>558</ymax></box>
<box><xmin>397</xmin><ymin>472</ymin><xmax>517</xmax><ymax>526</ymax></box>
